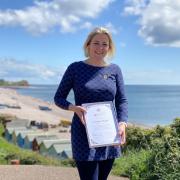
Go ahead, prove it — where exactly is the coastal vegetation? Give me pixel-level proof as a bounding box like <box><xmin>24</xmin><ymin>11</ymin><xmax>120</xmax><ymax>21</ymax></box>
<box><xmin>0</xmin><ymin>114</ymin><xmax>180</xmax><ymax>179</ymax></box>
<box><xmin>0</xmin><ymin>79</ymin><xmax>29</xmax><ymax>86</ymax></box>
<box><xmin>112</xmin><ymin>118</ymin><xmax>180</xmax><ymax>179</ymax></box>
<box><xmin>0</xmin><ymin>115</ymin><xmax>75</xmax><ymax>167</ymax></box>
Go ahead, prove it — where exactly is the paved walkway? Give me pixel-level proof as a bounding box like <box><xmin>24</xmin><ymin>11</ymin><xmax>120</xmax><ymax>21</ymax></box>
<box><xmin>0</xmin><ymin>165</ymin><xmax>129</xmax><ymax>180</ymax></box>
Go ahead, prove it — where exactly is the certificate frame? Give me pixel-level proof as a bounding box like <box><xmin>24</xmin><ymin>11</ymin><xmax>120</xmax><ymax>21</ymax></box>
<box><xmin>82</xmin><ymin>101</ymin><xmax>120</xmax><ymax>148</ymax></box>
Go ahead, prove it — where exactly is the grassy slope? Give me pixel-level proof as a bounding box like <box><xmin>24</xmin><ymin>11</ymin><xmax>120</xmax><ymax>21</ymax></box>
<box><xmin>0</xmin><ymin>123</ymin><xmax>62</xmax><ymax>165</ymax></box>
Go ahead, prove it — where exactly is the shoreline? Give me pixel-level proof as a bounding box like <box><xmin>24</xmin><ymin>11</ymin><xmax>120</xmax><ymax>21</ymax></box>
<box><xmin>0</xmin><ymin>85</ymin><xmax>30</xmax><ymax>89</ymax></box>
<box><xmin>0</xmin><ymin>87</ymin><xmax>73</xmax><ymax>125</ymax></box>
<box><xmin>0</xmin><ymin>87</ymin><xmax>156</xmax><ymax>129</ymax></box>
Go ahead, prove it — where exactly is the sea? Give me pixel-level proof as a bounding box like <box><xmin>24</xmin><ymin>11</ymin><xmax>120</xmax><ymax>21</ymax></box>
<box><xmin>16</xmin><ymin>85</ymin><xmax>180</xmax><ymax>127</ymax></box>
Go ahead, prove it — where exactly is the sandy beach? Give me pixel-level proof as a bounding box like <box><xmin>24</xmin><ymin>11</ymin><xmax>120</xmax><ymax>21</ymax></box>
<box><xmin>0</xmin><ymin>87</ymin><xmax>75</xmax><ymax>139</ymax></box>
<box><xmin>0</xmin><ymin>87</ymin><xmax>73</xmax><ymax>125</ymax></box>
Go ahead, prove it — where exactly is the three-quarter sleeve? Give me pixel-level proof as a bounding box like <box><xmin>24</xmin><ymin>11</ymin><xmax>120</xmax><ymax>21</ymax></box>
<box><xmin>115</xmin><ymin>66</ymin><xmax>128</xmax><ymax>123</ymax></box>
<box><xmin>54</xmin><ymin>63</ymin><xmax>74</xmax><ymax>110</ymax></box>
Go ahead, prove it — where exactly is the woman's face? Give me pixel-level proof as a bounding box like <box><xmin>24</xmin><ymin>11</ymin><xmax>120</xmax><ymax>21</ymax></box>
<box><xmin>88</xmin><ymin>33</ymin><xmax>110</xmax><ymax>61</ymax></box>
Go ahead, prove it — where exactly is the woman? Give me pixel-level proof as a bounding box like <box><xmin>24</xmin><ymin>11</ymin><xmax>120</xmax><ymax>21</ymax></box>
<box><xmin>54</xmin><ymin>27</ymin><xmax>128</xmax><ymax>180</ymax></box>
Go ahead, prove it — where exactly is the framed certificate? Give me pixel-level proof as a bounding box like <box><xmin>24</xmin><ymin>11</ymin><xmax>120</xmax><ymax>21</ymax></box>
<box><xmin>82</xmin><ymin>101</ymin><xmax>120</xmax><ymax>148</ymax></box>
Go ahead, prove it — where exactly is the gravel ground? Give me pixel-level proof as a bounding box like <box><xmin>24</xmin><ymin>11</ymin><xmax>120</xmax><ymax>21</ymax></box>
<box><xmin>0</xmin><ymin>165</ymin><xmax>129</xmax><ymax>180</ymax></box>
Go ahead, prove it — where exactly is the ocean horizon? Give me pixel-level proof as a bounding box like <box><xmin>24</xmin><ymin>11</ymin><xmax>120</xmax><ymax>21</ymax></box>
<box><xmin>15</xmin><ymin>84</ymin><xmax>180</xmax><ymax>127</ymax></box>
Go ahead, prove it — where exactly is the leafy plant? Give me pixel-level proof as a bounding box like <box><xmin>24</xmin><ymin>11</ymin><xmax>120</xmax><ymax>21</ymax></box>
<box><xmin>124</xmin><ymin>126</ymin><xmax>154</xmax><ymax>152</ymax></box>
<box><xmin>112</xmin><ymin>150</ymin><xmax>151</xmax><ymax>179</ymax></box>
<box><xmin>171</xmin><ymin>118</ymin><xmax>180</xmax><ymax>136</ymax></box>
<box><xmin>61</xmin><ymin>158</ymin><xmax>76</xmax><ymax>167</ymax></box>
<box><xmin>20</xmin><ymin>156</ymin><xmax>40</xmax><ymax>165</ymax></box>
<box><xmin>4</xmin><ymin>153</ymin><xmax>19</xmax><ymax>164</ymax></box>
<box><xmin>145</xmin><ymin>135</ymin><xmax>180</xmax><ymax>180</ymax></box>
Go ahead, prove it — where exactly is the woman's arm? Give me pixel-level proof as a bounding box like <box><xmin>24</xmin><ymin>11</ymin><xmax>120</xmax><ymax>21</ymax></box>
<box><xmin>54</xmin><ymin>64</ymin><xmax>74</xmax><ymax>110</ymax></box>
<box><xmin>54</xmin><ymin>63</ymin><xmax>86</xmax><ymax>124</ymax></box>
<box><xmin>115</xmin><ymin>66</ymin><xmax>128</xmax><ymax>123</ymax></box>
<box><xmin>115</xmin><ymin>66</ymin><xmax>128</xmax><ymax>145</ymax></box>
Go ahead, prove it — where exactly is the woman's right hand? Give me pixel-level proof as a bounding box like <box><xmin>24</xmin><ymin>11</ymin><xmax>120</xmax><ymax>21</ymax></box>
<box><xmin>68</xmin><ymin>105</ymin><xmax>86</xmax><ymax>125</ymax></box>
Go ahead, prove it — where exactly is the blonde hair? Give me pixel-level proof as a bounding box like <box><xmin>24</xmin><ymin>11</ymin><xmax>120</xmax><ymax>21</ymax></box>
<box><xmin>83</xmin><ymin>27</ymin><xmax>115</xmax><ymax>58</ymax></box>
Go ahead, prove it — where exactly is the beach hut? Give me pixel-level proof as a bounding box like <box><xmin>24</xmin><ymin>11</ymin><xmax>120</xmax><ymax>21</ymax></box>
<box><xmin>39</xmin><ymin>139</ymin><xmax>70</xmax><ymax>156</ymax></box>
<box><xmin>48</xmin><ymin>142</ymin><xmax>72</xmax><ymax>160</ymax></box>
<box><xmin>4</xmin><ymin>127</ymin><xmax>13</xmax><ymax>141</ymax></box>
<box><xmin>32</xmin><ymin>135</ymin><xmax>58</xmax><ymax>151</ymax></box>
<box><xmin>16</xmin><ymin>129</ymin><xmax>39</xmax><ymax>148</ymax></box>
<box><xmin>23</xmin><ymin>132</ymin><xmax>50</xmax><ymax>149</ymax></box>
<box><xmin>4</xmin><ymin>119</ymin><xmax>30</xmax><ymax>142</ymax></box>
<box><xmin>4</xmin><ymin>126</ymin><xmax>27</xmax><ymax>142</ymax></box>
<box><xmin>61</xmin><ymin>150</ymin><xmax>72</xmax><ymax>159</ymax></box>
<box><xmin>11</xmin><ymin>129</ymin><xmax>29</xmax><ymax>145</ymax></box>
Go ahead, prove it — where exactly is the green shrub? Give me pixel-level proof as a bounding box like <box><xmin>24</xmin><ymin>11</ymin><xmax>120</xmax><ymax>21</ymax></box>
<box><xmin>145</xmin><ymin>135</ymin><xmax>180</xmax><ymax>180</ymax></box>
<box><xmin>20</xmin><ymin>156</ymin><xmax>40</xmax><ymax>165</ymax></box>
<box><xmin>61</xmin><ymin>158</ymin><xmax>76</xmax><ymax>167</ymax></box>
<box><xmin>153</xmin><ymin>125</ymin><xmax>168</xmax><ymax>138</ymax></box>
<box><xmin>4</xmin><ymin>153</ymin><xmax>19</xmax><ymax>164</ymax></box>
<box><xmin>0</xmin><ymin>149</ymin><xmax>8</xmax><ymax>164</ymax></box>
<box><xmin>112</xmin><ymin>150</ymin><xmax>151</xmax><ymax>179</ymax></box>
<box><xmin>113</xmin><ymin>122</ymin><xmax>180</xmax><ymax>179</ymax></box>
<box><xmin>124</xmin><ymin>126</ymin><xmax>154</xmax><ymax>152</ymax></box>
<box><xmin>171</xmin><ymin>118</ymin><xmax>180</xmax><ymax>137</ymax></box>
<box><xmin>0</xmin><ymin>123</ymin><xmax>4</xmax><ymax>136</ymax></box>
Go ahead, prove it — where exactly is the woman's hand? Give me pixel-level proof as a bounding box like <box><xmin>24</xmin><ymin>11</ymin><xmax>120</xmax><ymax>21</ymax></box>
<box><xmin>68</xmin><ymin>105</ymin><xmax>86</xmax><ymax>125</ymax></box>
<box><xmin>118</xmin><ymin>122</ymin><xmax>126</xmax><ymax>145</ymax></box>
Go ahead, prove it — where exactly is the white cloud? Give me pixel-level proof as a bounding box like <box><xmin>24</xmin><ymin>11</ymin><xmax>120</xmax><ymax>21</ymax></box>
<box><xmin>0</xmin><ymin>58</ymin><xmax>65</xmax><ymax>84</ymax></box>
<box><xmin>85</xmin><ymin>22</ymin><xmax>119</xmax><ymax>35</ymax></box>
<box><xmin>124</xmin><ymin>69</ymin><xmax>180</xmax><ymax>85</ymax></box>
<box><xmin>104</xmin><ymin>22</ymin><xmax>118</xmax><ymax>34</ymax></box>
<box><xmin>124</xmin><ymin>0</ymin><xmax>180</xmax><ymax>47</ymax></box>
<box><xmin>79</xmin><ymin>22</ymin><xmax>93</xmax><ymax>30</ymax></box>
<box><xmin>124</xmin><ymin>0</ymin><xmax>148</xmax><ymax>15</ymax></box>
<box><xmin>0</xmin><ymin>0</ymin><xmax>114</xmax><ymax>35</ymax></box>
<box><xmin>1</xmin><ymin>58</ymin><xmax>179</xmax><ymax>85</ymax></box>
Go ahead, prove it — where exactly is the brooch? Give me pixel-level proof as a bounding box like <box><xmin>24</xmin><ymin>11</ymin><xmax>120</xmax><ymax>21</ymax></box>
<box><xmin>103</xmin><ymin>74</ymin><xmax>109</xmax><ymax>79</ymax></box>
<box><xmin>99</xmin><ymin>74</ymin><xmax>109</xmax><ymax>80</ymax></box>
<box><xmin>100</xmin><ymin>74</ymin><xmax>115</xmax><ymax>81</ymax></box>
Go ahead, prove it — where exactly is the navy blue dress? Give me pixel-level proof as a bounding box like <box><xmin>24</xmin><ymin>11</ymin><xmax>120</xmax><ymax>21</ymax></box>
<box><xmin>54</xmin><ymin>61</ymin><xmax>128</xmax><ymax>161</ymax></box>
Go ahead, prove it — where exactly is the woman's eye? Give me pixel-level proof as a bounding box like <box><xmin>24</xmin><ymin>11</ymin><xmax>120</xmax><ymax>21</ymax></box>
<box><xmin>93</xmin><ymin>42</ymin><xmax>108</xmax><ymax>46</ymax></box>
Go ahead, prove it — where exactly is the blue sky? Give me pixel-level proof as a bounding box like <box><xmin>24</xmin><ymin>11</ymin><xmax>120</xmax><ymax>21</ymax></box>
<box><xmin>0</xmin><ymin>0</ymin><xmax>180</xmax><ymax>85</ymax></box>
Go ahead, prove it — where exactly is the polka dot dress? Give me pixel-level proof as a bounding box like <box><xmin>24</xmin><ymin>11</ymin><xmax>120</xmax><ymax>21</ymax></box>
<box><xmin>54</xmin><ymin>61</ymin><xmax>128</xmax><ymax>161</ymax></box>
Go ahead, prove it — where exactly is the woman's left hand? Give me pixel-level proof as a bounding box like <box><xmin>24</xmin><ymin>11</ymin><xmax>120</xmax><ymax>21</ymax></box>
<box><xmin>118</xmin><ymin>123</ymin><xmax>126</xmax><ymax>145</ymax></box>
